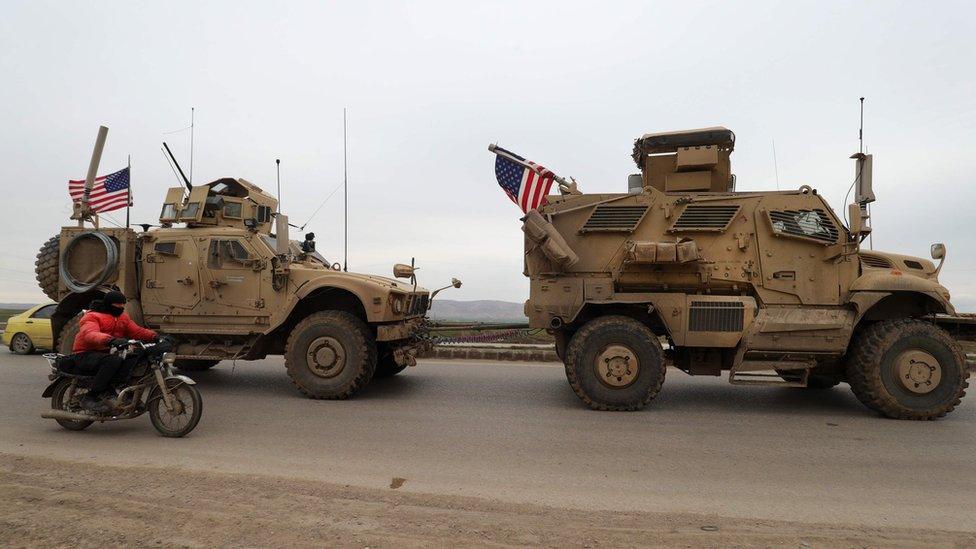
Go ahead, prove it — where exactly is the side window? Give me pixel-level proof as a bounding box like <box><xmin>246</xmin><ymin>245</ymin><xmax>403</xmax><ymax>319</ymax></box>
<box><xmin>208</xmin><ymin>240</ymin><xmax>252</xmax><ymax>269</ymax></box>
<box><xmin>768</xmin><ymin>209</ymin><xmax>839</xmax><ymax>244</ymax></box>
<box><xmin>32</xmin><ymin>304</ymin><xmax>56</xmax><ymax>319</ymax></box>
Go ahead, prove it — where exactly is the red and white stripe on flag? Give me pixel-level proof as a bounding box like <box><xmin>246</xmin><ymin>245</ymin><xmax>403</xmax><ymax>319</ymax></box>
<box><xmin>68</xmin><ymin>169</ymin><xmax>130</xmax><ymax>214</ymax></box>
<box><xmin>517</xmin><ymin>162</ymin><xmax>555</xmax><ymax>213</ymax></box>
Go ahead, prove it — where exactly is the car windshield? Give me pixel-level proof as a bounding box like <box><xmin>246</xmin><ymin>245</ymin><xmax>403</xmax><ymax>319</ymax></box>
<box><xmin>259</xmin><ymin>235</ymin><xmax>332</xmax><ymax>266</ymax></box>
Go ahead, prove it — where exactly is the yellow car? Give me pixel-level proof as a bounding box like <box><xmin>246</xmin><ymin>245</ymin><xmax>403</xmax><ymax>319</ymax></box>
<box><xmin>3</xmin><ymin>303</ymin><xmax>57</xmax><ymax>355</ymax></box>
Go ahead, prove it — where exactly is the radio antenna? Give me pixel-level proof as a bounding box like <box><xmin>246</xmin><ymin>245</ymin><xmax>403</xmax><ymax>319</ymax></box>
<box><xmin>189</xmin><ymin>107</ymin><xmax>195</xmax><ymax>186</ymax></box>
<box><xmin>858</xmin><ymin>97</ymin><xmax>864</xmax><ymax>154</ymax></box>
<box><xmin>343</xmin><ymin>107</ymin><xmax>348</xmax><ymax>272</ymax></box>
<box><xmin>276</xmin><ymin>158</ymin><xmax>281</xmax><ymax>213</ymax></box>
<box><xmin>772</xmin><ymin>138</ymin><xmax>780</xmax><ymax>191</ymax></box>
<box><xmin>163</xmin><ymin>142</ymin><xmax>192</xmax><ymax>191</ymax></box>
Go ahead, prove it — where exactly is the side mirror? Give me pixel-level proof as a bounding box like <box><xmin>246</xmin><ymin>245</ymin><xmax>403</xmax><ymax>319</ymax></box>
<box><xmin>393</xmin><ymin>263</ymin><xmax>415</xmax><ymax>280</ymax></box>
<box><xmin>430</xmin><ymin>277</ymin><xmax>463</xmax><ymax>301</ymax></box>
<box><xmin>451</xmin><ymin>277</ymin><xmax>462</xmax><ymax>289</ymax></box>
<box><xmin>931</xmin><ymin>243</ymin><xmax>946</xmax><ymax>260</ymax></box>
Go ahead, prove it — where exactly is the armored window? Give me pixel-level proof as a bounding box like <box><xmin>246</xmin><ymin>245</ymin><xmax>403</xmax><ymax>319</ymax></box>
<box><xmin>31</xmin><ymin>304</ymin><xmax>56</xmax><ymax>319</ymax></box>
<box><xmin>154</xmin><ymin>241</ymin><xmax>178</xmax><ymax>255</ymax></box>
<box><xmin>180</xmin><ymin>202</ymin><xmax>201</xmax><ymax>220</ymax></box>
<box><xmin>256</xmin><ymin>206</ymin><xmax>272</xmax><ymax>223</ymax></box>
<box><xmin>208</xmin><ymin>240</ymin><xmax>252</xmax><ymax>269</ymax></box>
<box><xmin>767</xmin><ymin>209</ymin><xmax>839</xmax><ymax>244</ymax></box>
<box><xmin>223</xmin><ymin>202</ymin><xmax>243</xmax><ymax>219</ymax></box>
<box><xmin>160</xmin><ymin>203</ymin><xmax>178</xmax><ymax>221</ymax></box>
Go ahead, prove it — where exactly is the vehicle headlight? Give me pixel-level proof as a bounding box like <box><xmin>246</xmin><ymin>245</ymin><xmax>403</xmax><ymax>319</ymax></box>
<box><xmin>391</xmin><ymin>294</ymin><xmax>405</xmax><ymax>314</ymax></box>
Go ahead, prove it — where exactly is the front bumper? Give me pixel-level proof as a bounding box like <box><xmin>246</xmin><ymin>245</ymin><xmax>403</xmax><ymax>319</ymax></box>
<box><xmin>375</xmin><ymin>316</ymin><xmax>428</xmax><ymax>342</ymax></box>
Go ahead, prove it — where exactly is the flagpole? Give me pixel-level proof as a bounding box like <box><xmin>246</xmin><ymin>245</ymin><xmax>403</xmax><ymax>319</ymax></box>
<box><xmin>488</xmin><ymin>143</ymin><xmax>579</xmax><ymax>195</ymax></box>
<box><xmin>126</xmin><ymin>154</ymin><xmax>131</xmax><ymax>229</ymax></box>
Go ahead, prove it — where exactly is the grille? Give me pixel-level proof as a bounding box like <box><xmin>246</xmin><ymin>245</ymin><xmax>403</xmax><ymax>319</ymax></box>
<box><xmin>688</xmin><ymin>301</ymin><xmax>744</xmax><ymax>332</ymax></box>
<box><xmin>580</xmin><ymin>205</ymin><xmax>648</xmax><ymax>233</ymax></box>
<box><xmin>860</xmin><ymin>254</ymin><xmax>893</xmax><ymax>268</ymax></box>
<box><xmin>408</xmin><ymin>293</ymin><xmax>429</xmax><ymax>316</ymax></box>
<box><xmin>668</xmin><ymin>205</ymin><xmax>739</xmax><ymax>232</ymax></box>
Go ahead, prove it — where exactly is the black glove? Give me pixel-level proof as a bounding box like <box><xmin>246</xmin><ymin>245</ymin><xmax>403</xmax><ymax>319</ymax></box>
<box><xmin>109</xmin><ymin>338</ymin><xmax>130</xmax><ymax>350</ymax></box>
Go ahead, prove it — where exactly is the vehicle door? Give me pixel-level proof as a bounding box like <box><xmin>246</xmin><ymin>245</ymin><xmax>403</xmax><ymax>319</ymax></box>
<box><xmin>141</xmin><ymin>238</ymin><xmax>204</xmax><ymax>325</ymax></box>
<box><xmin>200</xmin><ymin>236</ymin><xmax>268</xmax><ymax>325</ymax></box>
<box><xmin>27</xmin><ymin>304</ymin><xmax>56</xmax><ymax>348</ymax></box>
<box><xmin>753</xmin><ymin>195</ymin><xmax>852</xmax><ymax>305</ymax></box>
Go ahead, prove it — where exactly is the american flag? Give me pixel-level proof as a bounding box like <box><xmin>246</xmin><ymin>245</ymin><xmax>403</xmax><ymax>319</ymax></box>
<box><xmin>68</xmin><ymin>167</ymin><xmax>131</xmax><ymax>214</ymax></box>
<box><xmin>493</xmin><ymin>147</ymin><xmax>555</xmax><ymax>213</ymax></box>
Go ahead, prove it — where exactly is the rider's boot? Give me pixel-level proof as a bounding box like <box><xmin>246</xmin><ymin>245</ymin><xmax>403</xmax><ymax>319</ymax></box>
<box><xmin>80</xmin><ymin>393</ymin><xmax>111</xmax><ymax>415</ymax></box>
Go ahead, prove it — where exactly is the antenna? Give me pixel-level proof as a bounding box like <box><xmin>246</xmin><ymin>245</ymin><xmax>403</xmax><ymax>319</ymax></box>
<box><xmin>163</xmin><ymin>141</ymin><xmax>192</xmax><ymax>191</ymax></box>
<box><xmin>276</xmin><ymin>158</ymin><xmax>281</xmax><ymax>213</ymax></box>
<box><xmin>771</xmin><ymin>138</ymin><xmax>780</xmax><ymax>191</ymax></box>
<box><xmin>343</xmin><ymin>107</ymin><xmax>348</xmax><ymax>272</ymax></box>
<box><xmin>189</xmin><ymin>107</ymin><xmax>195</xmax><ymax>186</ymax></box>
<box><xmin>858</xmin><ymin>97</ymin><xmax>864</xmax><ymax>154</ymax></box>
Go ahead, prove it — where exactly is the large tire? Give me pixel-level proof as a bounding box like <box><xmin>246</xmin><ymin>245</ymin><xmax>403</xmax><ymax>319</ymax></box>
<box><xmin>9</xmin><ymin>333</ymin><xmax>35</xmax><ymax>355</ymax></box>
<box><xmin>847</xmin><ymin>319</ymin><xmax>968</xmax><ymax>420</ymax></box>
<box><xmin>35</xmin><ymin>235</ymin><xmax>60</xmax><ymax>301</ymax></box>
<box><xmin>564</xmin><ymin>316</ymin><xmax>666</xmax><ymax>411</ymax></box>
<box><xmin>57</xmin><ymin>314</ymin><xmax>82</xmax><ymax>355</ymax></box>
<box><xmin>284</xmin><ymin>311</ymin><xmax>376</xmax><ymax>399</ymax></box>
<box><xmin>50</xmin><ymin>378</ymin><xmax>94</xmax><ymax>431</ymax></box>
<box><xmin>148</xmin><ymin>379</ymin><xmax>203</xmax><ymax>438</ymax></box>
<box><xmin>175</xmin><ymin>359</ymin><xmax>220</xmax><ymax>372</ymax></box>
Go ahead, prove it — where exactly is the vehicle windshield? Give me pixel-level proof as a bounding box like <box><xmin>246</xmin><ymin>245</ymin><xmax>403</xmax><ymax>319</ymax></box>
<box><xmin>259</xmin><ymin>235</ymin><xmax>332</xmax><ymax>265</ymax></box>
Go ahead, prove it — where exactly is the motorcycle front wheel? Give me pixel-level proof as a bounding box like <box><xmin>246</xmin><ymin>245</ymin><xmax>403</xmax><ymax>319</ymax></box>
<box><xmin>148</xmin><ymin>380</ymin><xmax>202</xmax><ymax>438</ymax></box>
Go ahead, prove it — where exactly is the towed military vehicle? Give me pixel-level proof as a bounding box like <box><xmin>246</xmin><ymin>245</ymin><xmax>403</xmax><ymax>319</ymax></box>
<box><xmin>37</xmin><ymin>130</ymin><xmax>459</xmax><ymax>399</ymax></box>
<box><xmin>522</xmin><ymin>126</ymin><xmax>974</xmax><ymax>419</ymax></box>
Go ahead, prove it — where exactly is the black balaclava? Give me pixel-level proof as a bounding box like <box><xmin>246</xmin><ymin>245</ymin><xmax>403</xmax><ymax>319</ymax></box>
<box><xmin>94</xmin><ymin>291</ymin><xmax>126</xmax><ymax>317</ymax></box>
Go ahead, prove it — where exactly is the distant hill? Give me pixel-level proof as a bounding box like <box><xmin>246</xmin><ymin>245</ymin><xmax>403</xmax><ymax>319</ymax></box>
<box><xmin>428</xmin><ymin>299</ymin><xmax>526</xmax><ymax>323</ymax></box>
<box><xmin>0</xmin><ymin>303</ymin><xmax>35</xmax><ymax>311</ymax></box>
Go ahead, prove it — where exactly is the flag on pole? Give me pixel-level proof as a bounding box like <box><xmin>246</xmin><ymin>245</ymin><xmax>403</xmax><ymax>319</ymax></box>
<box><xmin>492</xmin><ymin>146</ymin><xmax>556</xmax><ymax>213</ymax></box>
<box><xmin>68</xmin><ymin>167</ymin><xmax>131</xmax><ymax>213</ymax></box>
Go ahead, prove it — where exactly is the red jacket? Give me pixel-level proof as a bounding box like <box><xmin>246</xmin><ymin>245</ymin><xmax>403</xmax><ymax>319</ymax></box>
<box><xmin>72</xmin><ymin>310</ymin><xmax>157</xmax><ymax>353</ymax></box>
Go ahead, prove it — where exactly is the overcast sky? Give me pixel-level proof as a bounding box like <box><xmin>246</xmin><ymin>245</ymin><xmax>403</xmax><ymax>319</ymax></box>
<box><xmin>1</xmin><ymin>1</ymin><xmax>975</xmax><ymax>308</ymax></box>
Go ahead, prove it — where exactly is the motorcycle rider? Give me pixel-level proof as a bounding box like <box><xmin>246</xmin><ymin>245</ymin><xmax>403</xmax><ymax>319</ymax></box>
<box><xmin>72</xmin><ymin>291</ymin><xmax>157</xmax><ymax>414</ymax></box>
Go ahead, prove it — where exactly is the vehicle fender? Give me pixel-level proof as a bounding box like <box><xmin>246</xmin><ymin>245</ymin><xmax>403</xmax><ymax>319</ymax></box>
<box><xmin>289</xmin><ymin>278</ymin><xmax>379</xmax><ymax>321</ymax></box>
<box><xmin>41</xmin><ymin>378</ymin><xmax>61</xmax><ymax>398</ymax></box>
<box><xmin>850</xmin><ymin>272</ymin><xmax>954</xmax><ymax>315</ymax></box>
<box><xmin>166</xmin><ymin>374</ymin><xmax>197</xmax><ymax>386</ymax></box>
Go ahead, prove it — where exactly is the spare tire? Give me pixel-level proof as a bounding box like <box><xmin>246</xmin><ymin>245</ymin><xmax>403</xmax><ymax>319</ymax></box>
<box><xmin>35</xmin><ymin>235</ymin><xmax>61</xmax><ymax>301</ymax></box>
<box><xmin>59</xmin><ymin>232</ymin><xmax>119</xmax><ymax>294</ymax></box>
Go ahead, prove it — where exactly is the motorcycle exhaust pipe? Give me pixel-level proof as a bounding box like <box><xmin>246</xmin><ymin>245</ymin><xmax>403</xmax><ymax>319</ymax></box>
<box><xmin>42</xmin><ymin>410</ymin><xmax>104</xmax><ymax>421</ymax></box>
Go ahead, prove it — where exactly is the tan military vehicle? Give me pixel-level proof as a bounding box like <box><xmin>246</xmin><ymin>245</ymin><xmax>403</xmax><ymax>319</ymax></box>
<box><xmin>522</xmin><ymin>126</ymin><xmax>974</xmax><ymax>419</ymax></box>
<box><xmin>37</xmin><ymin>135</ymin><xmax>459</xmax><ymax>400</ymax></box>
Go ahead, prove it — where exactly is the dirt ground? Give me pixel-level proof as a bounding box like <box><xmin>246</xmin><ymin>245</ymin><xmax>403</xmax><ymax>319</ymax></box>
<box><xmin>1</xmin><ymin>454</ymin><xmax>973</xmax><ymax>548</ymax></box>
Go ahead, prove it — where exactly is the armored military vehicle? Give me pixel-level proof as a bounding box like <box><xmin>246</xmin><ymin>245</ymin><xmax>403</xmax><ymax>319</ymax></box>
<box><xmin>521</xmin><ymin>126</ymin><xmax>974</xmax><ymax>419</ymax></box>
<box><xmin>36</xmin><ymin>128</ymin><xmax>459</xmax><ymax>399</ymax></box>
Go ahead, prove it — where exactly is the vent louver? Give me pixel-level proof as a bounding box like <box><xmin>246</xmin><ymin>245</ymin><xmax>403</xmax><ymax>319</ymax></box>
<box><xmin>768</xmin><ymin>209</ymin><xmax>839</xmax><ymax>244</ymax></box>
<box><xmin>689</xmin><ymin>301</ymin><xmax>744</xmax><ymax>332</ymax></box>
<box><xmin>860</xmin><ymin>254</ymin><xmax>893</xmax><ymax>269</ymax></box>
<box><xmin>580</xmin><ymin>205</ymin><xmax>648</xmax><ymax>233</ymax></box>
<box><xmin>668</xmin><ymin>205</ymin><xmax>740</xmax><ymax>232</ymax></box>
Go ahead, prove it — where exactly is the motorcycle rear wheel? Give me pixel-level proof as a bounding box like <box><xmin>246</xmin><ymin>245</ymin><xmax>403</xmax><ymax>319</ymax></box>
<box><xmin>50</xmin><ymin>378</ymin><xmax>94</xmax><ymax>431</ymax></box>
<box><xmin>148</xmin><ymin>381</ymin><xmax>202</xmax><ymax>438</ymax></box>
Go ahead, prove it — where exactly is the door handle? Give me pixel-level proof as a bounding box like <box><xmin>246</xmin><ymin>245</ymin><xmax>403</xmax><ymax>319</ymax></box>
<box><xmin>25</xmin><ymin>320</ymin><xmax>33</xmax><ymax>324</ymax></box>
<box><xmin>773</xmin><ymin>271</ymin><xmax>796</xmax><ymax>280</ymax></box>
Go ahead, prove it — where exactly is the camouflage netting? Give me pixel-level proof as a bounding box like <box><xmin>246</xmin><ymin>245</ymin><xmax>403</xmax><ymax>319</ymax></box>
<box><xmin>35</xmin><ymin>235</ymin><xmax>60</xmax><ymax>301</ymax></box>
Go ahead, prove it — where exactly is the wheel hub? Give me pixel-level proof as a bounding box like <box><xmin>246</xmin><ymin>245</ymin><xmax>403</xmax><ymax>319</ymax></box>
<box><xmin>307</xmin><ymin>336</ymin><xmax>346</xmax><ymax>378</ymax></box>
<box><xmin>894</xmin><ymin>349</ymin><xmax>942</xmax><ymax>394</ymax></box>
<box><xmin>596</xmin><ymin>345</ymin><xmax>639</xmax><ymax>388</ymax></box>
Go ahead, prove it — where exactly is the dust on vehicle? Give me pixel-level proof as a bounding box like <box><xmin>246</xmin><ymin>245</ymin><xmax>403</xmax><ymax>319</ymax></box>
<box><xmin>520</xmin><ymin>125</ymin><xmax>974</xmax><ymax>419</ymax></box>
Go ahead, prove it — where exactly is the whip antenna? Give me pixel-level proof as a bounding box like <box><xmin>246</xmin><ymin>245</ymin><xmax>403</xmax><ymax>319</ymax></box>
<box><xmin>276</xmin><ymin>158</ymin><xmax>281</xmax><ymax>213</ymax></box>
<box><xmin>343</xmin><ymin>107</ymin><xmax>348</xmax><ymax>272</ymax></box>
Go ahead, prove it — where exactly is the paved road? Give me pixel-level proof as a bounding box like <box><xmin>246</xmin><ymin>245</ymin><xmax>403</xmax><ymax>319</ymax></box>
<box><xmin>1</xmin><ymin>351</ymin><xmax>974</xmax><ymax>533</ymax></box>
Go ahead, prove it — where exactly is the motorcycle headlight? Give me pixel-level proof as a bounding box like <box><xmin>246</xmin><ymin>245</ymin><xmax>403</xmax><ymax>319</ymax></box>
<box><xmin>162</xmin><ymin>352</ymin><xmax>176</xmax><ymax>365</ymax></box>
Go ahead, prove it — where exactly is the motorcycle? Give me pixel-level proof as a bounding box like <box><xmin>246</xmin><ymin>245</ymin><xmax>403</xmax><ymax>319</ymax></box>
<box><xmin>40</xmin><ymin>340</ymin><xmax>203</xmax><ymax>437</ymax></box>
